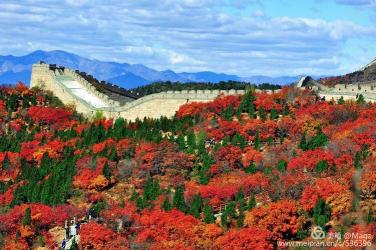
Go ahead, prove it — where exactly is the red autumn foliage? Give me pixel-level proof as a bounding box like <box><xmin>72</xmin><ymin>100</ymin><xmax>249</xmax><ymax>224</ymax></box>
<box><xmin>215</xmin><ymin>145</ymin><xmax>242</xmax><ymax>169</ymax></box>
<box><xmin>0</xmin><ymin>188</ymin><xmax>14</xmax><ymax>206</ymax></box>
<box><xmin>136</xmin><ymin>209</ymin><xmax>222</xmax><ymax>249</ymax></box>
<box><xmin>254</xmin><ymin>92</ymin><xmax>283</xmax><ymax>111</ymax></box>
<box><xmin>116</xmin><ymin>138</ymin><xmax>132</xmax><ymax>157</ymax></box>
<box><xmin>288</xmin><ymin>149</ymin><xmax>335</xmax><ymax>172</ymax></box>
<box><xmin>0</xmin><ymin>152</ymin><xmax>20</xmax><ymax>181</ymax></box>
<box><xmin>242</xmin><ymin>147</ymin><xmax>263</xmax><ymax>167</ymax></box>
<box><xmin>176</xmin><ymin>102</ymin><xmax>206</xmax><ymax>118</ymax></box>
<box><xmin>242</xmin><ymin>119</ymin><xmax>277</xmax><ymax>140</ymax></box>
<box><xmin>73</xmin><ymin>156</ymin><xmax>113</xmax><ymax>190</ymax></box>
<box><xmin>28</xmin><ymin>106</ymin><xmax>72</xmax><ymax>124</ymax></box>
<box><xmin>20</xmin><ymin>140</ymin><xmax>42</xmax><ymax>161</ymax></box>
<box><xmin>186</xmin><ymin>172</ymin><xmax>268</xmax><ymax>204</ymax></box>
<box><xmin>245</xmin><ymin>200</ymin><xmax>302</xmax><ymax>240</ymax></box>
<box><xmin>2</xmin><ymin>237</ymin><xmax>29</xmax><ymax>250</ymax></box>
<box><xmin>0</xmin><ymin>204</ymin><xmax>79</xmax><ymax>235</ymax></box>
<box><xmin>92</xmin><ymin>138</ymin><xmax>116</xmax><ymax>154</ymax></box>
<box><xmin>79</xmin><ymin>222</ymin><xmax>128</xmax><ymax>249</ymax></box>
<box><xmin>360</xmin><ymin>172</ymin><xmax>376</xmax><ymax>195</ymax></box>
<box><xmin>300</xmin><ymin>178</ymin><xmax>348</xmax><ymax>211</ymax></box>
<box><xmin>0</xmin><ymin>84</ymin><xmax>375</xmax><ymax>248</ymax></box>
<box><xmin>215</xmin><ymin>227</ymin><xmax>274</xmax><ymax>250</ymax></box>
<box><xmin>207</xmin><ymin>94</ymin><xmax>241</xmax><ymax>114</ymax></box>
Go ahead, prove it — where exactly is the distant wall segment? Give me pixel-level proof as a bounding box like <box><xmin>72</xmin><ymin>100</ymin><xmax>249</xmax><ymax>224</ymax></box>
<box><xmin>317</xmin><ymin>82</ymin><xmax>376</xmax><ymax>102</ymax></box>
<box><xmin>294</xmin><ymin>76</ymin><xmax>376</xmax><ymax>102</ymax></box>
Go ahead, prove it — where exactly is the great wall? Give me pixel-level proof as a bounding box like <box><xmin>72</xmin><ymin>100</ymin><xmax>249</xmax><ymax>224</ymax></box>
<box><xmin>297</xmin><ymin>76</ymin><xmax>376</xmax><ymax>102</ymax></box>
<box><xmin>30</xmin><ymin>62</ymin><xmax>376</xmax><ymax>121</ymax></box>
<box><xmin>297</xmin><ymin>58</ymin><xmax>376</xmax><ymax>102</ymax></box>
<box><xmin>30</xmin><ymin>62</ymin><xmax>246</xmax><ymax>121</ymax></box>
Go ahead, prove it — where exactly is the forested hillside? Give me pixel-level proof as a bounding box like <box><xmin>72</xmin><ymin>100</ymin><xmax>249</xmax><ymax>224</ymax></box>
<box><xmin>0</xmin><ymin>83</ymin><xmax>375</xmax><ymax>249</ymax></box>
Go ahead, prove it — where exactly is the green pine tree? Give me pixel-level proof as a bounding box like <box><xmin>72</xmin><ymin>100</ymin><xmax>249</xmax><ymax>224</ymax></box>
<box><xmin>313</xmin><ymin>199</ymin><xmax>331</xmax><ymax>228</ymax></box>
<box><xmin>248</xmin><ymin>194</ymin><xmax>256</xmax><ymax>210</ymax></box>
<box><xmin>235</xmin><ymin>189</ymin><xmax>245</xmax><ymax>203</ymax></box>
<box><xmin>270</xmin><ymin>108</ymin><xmax>279</xmax><ymax>120</ymax></box>
<box><xmin>361</xmin><ymin>144</ymin><xmax>368</xmax><ymax>160</ymax></box>
<box><xmin>22</xmin><ymin>207</ymin><xmax>31</xmax><ymax>226</ymax></box>
<box><xmin>235</xmin><ymin>189</ymin><xmax>247</xmax><ymax>211</ymax></box>
<box><xmin>189</xmin><ymin>194</ymin><xmax>203</xmax><ymax>218</ymax></box>
<box><xmin>108</xmin><ymin>146</ymin><xmax>118</xmax><ymax>162</ymax></box>
<box><xmin>356</xmin><ymin>94</ymin><xmax>365</xmax><ymax>104</ymax></box>
<box><xmin>226</xmin><ymin>202</ymin><xmax>236</xmax><ymax>219</ymax></box>
<box><xmin>314</xmin><ymin>160</ymin><xmax>328</xmax><ymax>174</ymax></box>
<box><xmin>221</xmin><ymin>106</ymin><xmax>234</xmax><ymax>121</ymax></box>
<box><xmin>254</xmin><ymin>131</ymin><xmax>261</xmax><ymax>150</ymax></box>
<box><xmin>103</xmin><ymin>162</ymin><xmax>112</xmax><ymax>180</ymax></box>
<box><xmin>299</xmin><ymin>132</ymin><xmax>307</xmax><ymax>150</ymax></box>
<box><xmin>203</xmin><ymin>201</ymin><xmax>215</xmax><ymax>223</ymax></box>
<box><xmin>198</xmin><ymin>167</ymin><xmax>210</xmax><ymax>185</ymax></box>
<box><xmin>186</xmin><ymin>131</ymin><xmax>196</xmax><ymax>153</ymax></box>
<box><xmin>267</xmin><ymin>137</ymin><xmax>273</xmax><ymax>146</ymax></box>
<box><xmin>277</xmin><ymin>159</ymin><xmax>287</xmax><ymax>173</ymax></box>
<box><xmin>236</xmin><ymin>207</ymin><xmax>245</xmax><ymax>228</ymax></box>
<box><xmin>258</xmin><ymin>107</ymin><xmax>267</xmax><ymax>122</ymax></box>
<box><xmin>143</xmin><ymin>176</ymin><xmax>160</xmax><ymax>201</ymax></box>
<box><xmin>354</xmin><ymin>151</ymin><xmax>362</xmax><ymax>169</ymax></box>
<box><xmin>248</xmin><ymin>103</ymin><xmax>256</xmax><ymax>119</ymax></box>
<box><xmin>176</xmin><ymin>135</ymin><xmax>186</xmax><ymax>151</ymax></box>
<box><xmin>173</xmin><ymin>186</ymin><xmax>187</xmax><ymax>212</ymax></box>
<box><xmin>245</xmin><ymin>162</ymin><xmax>257</xmax><ymax>174</ymax></box>
<box><xmin>232</xmin><ymin>133</ymin><xmax>246</xmax><ymax>149</ymax></box>
<box><xmin>222</xmin><ymin>136</ymin><xmax>231</xmax><ymax>147</ymax></box>
<box><xmin>282</xmin><ymin>103</ymin><xmax>290</xmax><ymax>116</ymax></box>
<box><xmin>337</xmin><ymin>96</ymin><xmax>345</xmax><ymax>104</ymax></box>
<box><xmin>40</xmin><ymin>181</ymin><xmax>52</xmax><ymax>205</ymax></box>
<box><xmin>308</xmin><ymin>128</ymin><xmax>328</xmax><ymax>150</ymax></box>
<box><xmin>1</xmin><ymin>154</ymin><xmax>10</xmax><ymax>170</ymax></box>
<box><xmin>162</xmin><ymin>195</ymin><xmax>172</xmax><ymax>211</ymax></box>
<box><xmin>221</xmin><ymin>211</ymin><xmax>228</xmax><ymax>228</ymax></box>
<box><xmin>136</xmin><ymin>195</ymin><xmax>147</xmax><ymax>210</ymax></box>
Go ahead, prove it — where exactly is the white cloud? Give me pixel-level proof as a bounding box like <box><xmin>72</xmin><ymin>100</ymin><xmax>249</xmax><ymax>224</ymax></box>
<box><xmin>0</xmin><ymin>0</ymin><xmax>375</xmax><ymax>76</ymax></box>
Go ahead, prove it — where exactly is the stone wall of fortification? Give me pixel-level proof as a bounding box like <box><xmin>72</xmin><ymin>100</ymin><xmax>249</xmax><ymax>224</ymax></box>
<box><xmin>102</xmin><ymin>90</ymin><xmax>245</xmax><ymax>120</ymax></box>
<box><xmin>295</xmin><ymin>77</ymin><xmax>376</xmax><ymax>102</ymax></box>
<box><xmin>30</xmin><ymin>63</ymin><xmax>247</xmax><ymax>120</ymax></box>
<box><xmin>63</xmin><ymin>68</ymin><xmax>120</xmax><ymax>107</ymax></box>
<box><xmin>317</xmin><ymin>81</ymin><xmax>376</xmax><ymax>102</ymax></box>
<box><xmin>30</xmin><ymin>63</ymin><xmax>94</xmax><ymax>114</ymax></box>
<box><xmin>33</xmin><ymin>63</ymin><xmax>376</xmax><ymax>121</ymax></box>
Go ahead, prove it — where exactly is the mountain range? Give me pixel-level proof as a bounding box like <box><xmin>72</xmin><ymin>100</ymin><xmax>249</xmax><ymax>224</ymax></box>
<box><xmin>0</xmin><ymin>50</ymin><xmax>305</xmax><ymax>88</ymax></box>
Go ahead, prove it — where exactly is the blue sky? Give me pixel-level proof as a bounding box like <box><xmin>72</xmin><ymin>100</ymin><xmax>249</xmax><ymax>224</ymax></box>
<box><xmin>0</xmin><ymin>0</ymin><xmax>375</xmax><ymax>76</ymax></box>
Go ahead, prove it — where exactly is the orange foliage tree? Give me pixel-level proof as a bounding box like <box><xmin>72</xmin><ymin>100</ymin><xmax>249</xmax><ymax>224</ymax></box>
<box><xmin>244</xmin><ymin>200</ymin><xmax>302</xmax><ymax>240</ymax></box>
<box><xmin>79</xmin><ymin>222</ymin><xmax>128</xmax><ymax>249</ymax></box>
<box><xmin>215</xmin><ymin>227</ymin><xmax>274</xmax><ymax>250</ymax></box>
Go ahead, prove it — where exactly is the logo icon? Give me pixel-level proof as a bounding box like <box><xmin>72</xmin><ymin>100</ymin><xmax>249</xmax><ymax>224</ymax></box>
<box><xmin>311</xmin><ymin>226</ymin><xmax>326</xmax><ymax>240</ymax></box>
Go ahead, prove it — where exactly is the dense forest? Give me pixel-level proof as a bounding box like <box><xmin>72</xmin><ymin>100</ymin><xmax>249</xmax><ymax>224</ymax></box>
<box><xmin>130</xmin><ymin>80</ymin><xmax>281</xmax><ymax>96</ymax></box>
<box><xmin>0</xmin><ymin>83</ymin><xmax>374</xmax><ymax>249</ymax></box>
